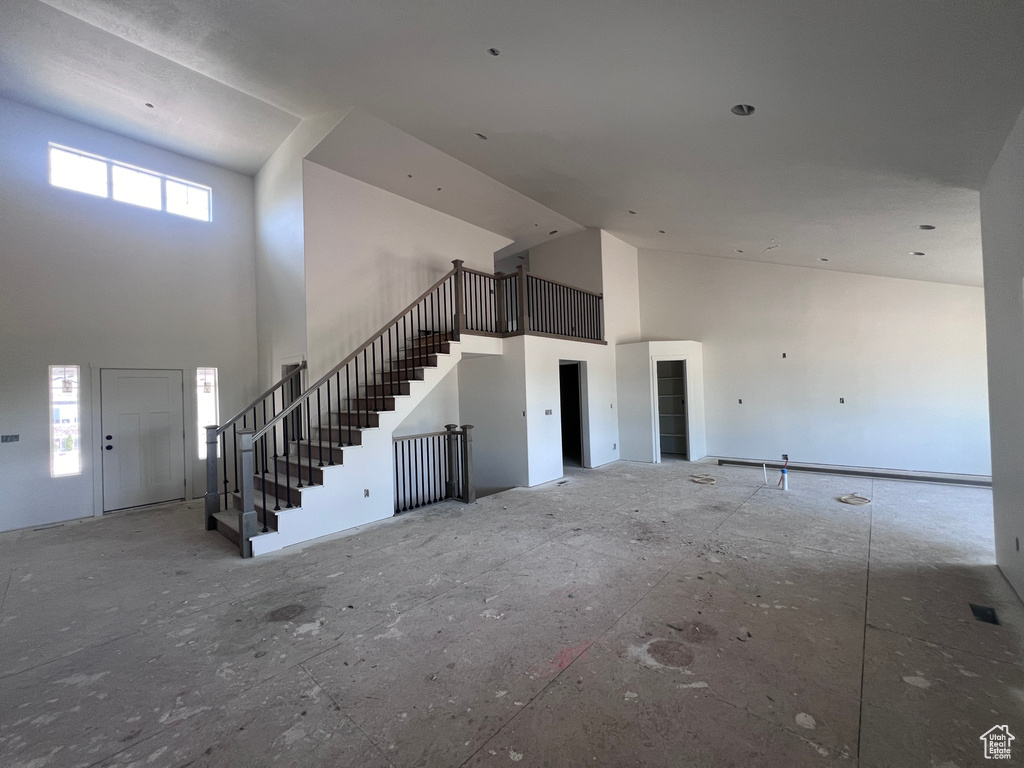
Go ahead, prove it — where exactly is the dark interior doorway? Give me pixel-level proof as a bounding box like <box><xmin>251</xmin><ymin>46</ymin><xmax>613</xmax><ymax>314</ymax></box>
<box><xmin>560</xmin><ymin>362</ymin><xmax>583</xmax><ymax>467</ymax></box>
<box><xmin>656</xmin><ymin>360</ymin><xmax>688</xmax><ymax>459</ymax></box>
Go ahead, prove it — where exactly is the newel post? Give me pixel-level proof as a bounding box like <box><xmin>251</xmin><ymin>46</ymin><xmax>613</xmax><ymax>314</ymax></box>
<box><xmin>460</xmin><ymin>425</ymin><xmax>476</xmax><ymax>503</ymax></box>
<box><xmin>444</xmin><ymin>424</ymin><xmax>458</xmax><ymax>500</ymax></box>
<box><xmin>516</xmin><ymin>264</ymin><xmax>530</xmax><ymax>334</ymax></box>
<box><xmin>452</xmin><ymin>259</ymin><xmax>466</xmax><ymax>339</ymax></box>
<box><xmin>494</xmin><ymin>272</ymin><xmax>508</xmax><ymax>334</ymax></box>
<box><xmin>237</xmin><ymin>429</ymin><xmax>258</xmax><ymax>558</ymax></box>
<box><xmin>205</xmin><ymin>426</ymin><xmax>220</xmax><ymax>531</ymax></box>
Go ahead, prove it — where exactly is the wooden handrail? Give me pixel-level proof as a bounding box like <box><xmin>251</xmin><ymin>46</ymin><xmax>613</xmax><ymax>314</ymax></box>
<box><xmin>393</xmin><ymin>430</ymin><xmax>449</xmax><ymax>441</ymax></box>
<box><xmin>254</xmin><ymin>267</ymin><xmax>457</xmax><ymax>440</ymax></box>
<box><xmin>460</xmin><ymin>265</ymin><xmax>502</xmax><ymax>279</ymax></box>
<box><xmin>215</xmin><ymin>362</ymin><xmax>306</xmax><ymax>435</ymax></box>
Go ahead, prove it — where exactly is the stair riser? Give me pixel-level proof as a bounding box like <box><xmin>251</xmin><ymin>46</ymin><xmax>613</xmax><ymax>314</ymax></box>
<box><xmin>291</xmin><ymin>441</ymin><xmax>345</xmax><ymax>465</ymax></box>
<box><xmin>313</xmin><ymin>426</ymin><xmax>365</xmax><ymax>445</ymax></box>
<box><xmin>253</xmin><ymin>475</ymin><xmax>304</xmax><ymax>507</ymax></box>
<box><xmin>274</xmin><ymin>458</ymin><xmax>324</xmax><ymax>484</ymax></box>
<box><xmin>349</xmin><ymin>397</ymin><xmax>396</xmax><ymax>412</ymax></box>
<box><xmin>406</xmin><ymin>341</ymin><xmax>451</xmax><ymax>355</ymax></box>
<box><xmin>378</xmin><ymin>368</ymin><xmax>425</xmax><ymax>384</ymax></box>
<box><xmin>362</xmin><ymin>382</ymin><xmax>411</xmax><ymax>397</ymax></box>
<box><xmin>400</xmin><ymin>354</ymin><xmax>438</xmax><ymax>367</ymax></box>
<box><xmin>409</xmin><ymin>332</ymin><xmax>455</xmax><ymax>347</ymax></box>
<box><xmin>214</xmin><ymin>517</ymin><xmax>240</xmax><ymax>547</ymax></box>
<box><xmin>330</xmin><ymin>412</ymin><xmax>380</xmax><ymax>429</ymax></box>
<box><xmin>229</xmin><ymin>496</ymin><xmax>279</xmax><ymax>529</ymax></box>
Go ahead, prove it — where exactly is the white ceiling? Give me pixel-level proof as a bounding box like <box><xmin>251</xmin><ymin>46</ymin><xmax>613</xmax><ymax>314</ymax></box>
<box><xmin>4</xmin><ymin>0</ymin><xmax>1024</xmax><ymax>286</ymax></box>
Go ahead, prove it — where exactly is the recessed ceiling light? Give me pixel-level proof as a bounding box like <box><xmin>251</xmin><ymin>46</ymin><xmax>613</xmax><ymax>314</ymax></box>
<box><xmin>144</xmin><ymin>102</ymin><xmax>154</xmax><ymax>108</ymax></box>
<box><xmin>407</xmin><ymin>174</ymin><xmax>413</xmax><ymax>178</ymax></box>
<box><xmin>735</xmin><ymin>249</ymin><xmax>744</xmax><ymax>253</ymax></box>
<box><xmin>731</xmin><ymin>104</ymin><xmax>755</xmax><ymax>116</ymax></box>
<box><xmin>917</xmin><ymin>224</ymin><xmax>936</xmax><ymax>230</ymax></box>
<box><xmin>819</xmin><ymin>257</ymin><xmax>829</xmax><ymax>262</ymax></box>
<box><xmin>658</xmin><ymin>230</ymin><xmax>666</xmax><ymax>234</ymax></box>
<box><xmin>437</xmin><ymin>187</ymin><xmax>442</xmax><ymax>191</ymax></box>
<box><xmin>549</xmin><ymin>230</ymin><xmax>558</xmax><ymax>235</ymax></box>
<box><xmin>475</xmin><ymin>133</ymin><xmax>488</xmax><ymax>140</ymax></box>
<box><xmin>488</xmin><ymin>48</ymin><xmax>500</xmax><ymax>56</ymax></box>
<box><xmin>910</xmin><ymin>251</ymin><xmax>926</xmax><ymax>256</ymax></box>
<box><xmin>628</xmin><ymin>210</ymin><xmax>637</xmax><ymax>215</ymax></box>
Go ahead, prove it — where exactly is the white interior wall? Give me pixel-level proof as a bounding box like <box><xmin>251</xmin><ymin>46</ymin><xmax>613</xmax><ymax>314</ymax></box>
<box><xmin>393</xmin><ymin>367</ymin><xmax>460</xmax><ymax>437</ymax></box>
<box><xmin>616</xmin><ymin>341</ymin><xmax>707</xmax><ymax>463</ymax></box>
<box><xmin>458</xmin><ymin>345</ymin><xmax>530</xmax><ymax>494</ymax></box>
<box><xmin>638</xmin><ymin>249</ymin><xmax>991</xmax><ymax>475</ymax></box>
<box><xmin>0</xmin><ymin>98</ymin><xmax>258</xmax><ymax>532</ymax></box>
<box><xmin>600</xmin><ymin>232</ymin><xmax>642</xmax><ymax>345</ymax></box>
<box><xmin>980</xmin><ymin>105</ymin><xmax>1024</xmax><ymax>598</ymax></box>
<box><xmin>301</xmin><ymin>162</ymin><xmax>510</xmax><ymax>381</ymax></box>
<box><xmin>254</xmin><ymin>110</ymin><xmax>347</xmax><ymax>388</ymax></box>
<box><xmin>528</xmin><ymin>229</ymin><xmax>603</xmax><ymax>294</ymax></box>
<box><xmin>522</xmin><ymin>336</ymin><xmax>620</xmax><ymax>485</ymax></box>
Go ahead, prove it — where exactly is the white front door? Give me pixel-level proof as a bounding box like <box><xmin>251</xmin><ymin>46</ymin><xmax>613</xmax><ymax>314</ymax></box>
<box><xmin>101</xmin><ymin>369</ymin><xmax>186</xmax><ymax>512</ymax></box>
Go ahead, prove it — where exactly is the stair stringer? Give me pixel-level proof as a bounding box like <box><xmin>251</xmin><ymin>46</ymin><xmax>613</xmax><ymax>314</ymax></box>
<box><xmin>250</xmin><ymin>333</ymin><xmax>503</xmax><ymax>556</ymax></box>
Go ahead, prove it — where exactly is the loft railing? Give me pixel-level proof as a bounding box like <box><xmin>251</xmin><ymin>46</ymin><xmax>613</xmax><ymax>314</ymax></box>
<box><xmin>206</xmin><ymin>259</ymin><xmax>603</xmax><ymax>556</ymax></box>
<box><xmin>394</xmin><ymin>424</ymin><xmax>474</xmax><ymax>513</ymax></box>
<box><xmin>458</xmin><ymin>262</ymin><xmax>603</xmax><ymax>342</ymax></box>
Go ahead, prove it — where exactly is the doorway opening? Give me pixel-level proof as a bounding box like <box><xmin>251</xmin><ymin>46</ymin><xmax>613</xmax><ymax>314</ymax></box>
<box><xmin>656</xmin><ymin>360</ymin><xmax>688</xmax><ymax>460</ymax></box>
<box><xmin>559</xmin><ymin>361</ymin><xmax>583</xmax><ymax>468</ymax></box>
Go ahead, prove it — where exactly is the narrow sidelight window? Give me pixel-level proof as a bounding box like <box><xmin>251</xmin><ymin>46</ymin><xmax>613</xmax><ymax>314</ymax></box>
<box><xmin>197</xmin><ymin>368</ymin><xmax>220</xmax><ymax>459</ymax></box>
<box><xmin>50</xmin><ymin>365</ymin><xmax>81</xmax><ymax>476</ymax></box>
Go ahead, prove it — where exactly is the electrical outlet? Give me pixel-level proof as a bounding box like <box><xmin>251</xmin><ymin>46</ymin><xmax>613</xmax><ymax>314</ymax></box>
<box><xmin>782</xmin><ymin>454</ymin><xmax>789</xmax><ymax>461</ymax></box>
<box><xmin>738</xmin><ymin>399</ymin><xmax>742</xmax><ymax>404</ymax></box>
<box><xmin>364</xmin><ymin>489</ymin><xmax>369</xmax><ymax>498</ymax></box>
<box><xmin>613</xmin><ymin>443</ymin><xmax>616</xmax><ymax>450</ymax></box>
<box><xmin>545</xmin><ymin>409</ymin><xmax>552</xmax><ymax>415</ymax></box>
<box><xmin>782</xmin><ymin>353</ymin><xmax>787</xmax><ymax>359</ymax></box>
<box><xmin>840</xmin><ymin>397</ymin><xmax>845</xmax><ymax>404</ymax></box>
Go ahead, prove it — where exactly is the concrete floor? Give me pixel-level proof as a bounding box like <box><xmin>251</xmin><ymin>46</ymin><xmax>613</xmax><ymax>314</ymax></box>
<box><xmin>1</xmin><ymin>460</ymin><xmax>1022</xmax><ymax>768</ymax></box>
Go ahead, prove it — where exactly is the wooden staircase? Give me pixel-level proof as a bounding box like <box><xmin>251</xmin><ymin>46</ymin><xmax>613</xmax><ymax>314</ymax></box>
<box><xmin>209</xmin><ymin>332</ymin><xmax>455</xmax><ymax>550</ymax></box>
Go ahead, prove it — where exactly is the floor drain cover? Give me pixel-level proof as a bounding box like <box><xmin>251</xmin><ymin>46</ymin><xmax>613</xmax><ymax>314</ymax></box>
<box><xmin>969</xmin><ymin>603</ymin><xmax>999</xmax><ymax>625</ymax></box>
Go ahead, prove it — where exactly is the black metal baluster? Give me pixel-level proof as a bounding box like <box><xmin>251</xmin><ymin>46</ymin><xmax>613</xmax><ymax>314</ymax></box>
<box><xmin>317</xmin><ymin>389</ymin><xmax>326</xmax><ymax>466</ymax></box>
<box><xmin>304</xmin><ymin>397</ymin><xmax>312</xmax><ymax>485</ymax></box>
<box><xmin>416</xmin><ymin>438</ymin><xmax>423</xmax><ymax>508</ymax></box>
<box><xmin>260</xmin><ymin>435</ymin><xmax>268</xmax><ymax>531</ymax></box>
<box><xmin>261</xmin><ymin>401</ymin><xmax>268</xmax><ymax>475</ymax></box>
<box><xmin>436</xmin><ymin>434</ymin><xmax>443</xmax><ymax>502</ymax></box>
<box><xmin>371</xmin><ymin>341</ymin><xmax>378</xmax><ymax>414</ymax></box>
<box><xmin>429</xmin><ymin>291</ymin><xmax>435</xmax><ymax>354</ymax></box>
<box><xmin>404</xmin><ymin>440</ymin><xmax>410</xmax><ymax>511</ymax></box>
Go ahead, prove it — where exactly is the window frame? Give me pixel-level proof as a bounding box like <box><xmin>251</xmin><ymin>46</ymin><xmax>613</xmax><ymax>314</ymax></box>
<box><xmin>49</xmin><ymin>365</ymin><xmax>82</xmax><ymax>478</ymax></box>
<box><xmin>196</xmin><ymin>367</ymin><xmax>221</xmax><ymax>460</ymax></box>
<box><xmin>48</xmin><ymin>143</ymin><xmax>212</xmax><ymax>222</ymax></box>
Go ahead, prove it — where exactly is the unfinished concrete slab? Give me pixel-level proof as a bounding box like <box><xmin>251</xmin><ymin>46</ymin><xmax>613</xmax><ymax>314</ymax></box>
<box><xmin>1</xmin><ymin>460</ymin><xmax>1020</xmax><ymax>767</ymax></box>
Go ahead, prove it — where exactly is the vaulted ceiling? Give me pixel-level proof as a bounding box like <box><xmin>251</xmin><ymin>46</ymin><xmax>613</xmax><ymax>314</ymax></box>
<box><xmin>4</xmin><ymin>0</ymin><xmax>1024</xmax><ymax>285</ymax></box>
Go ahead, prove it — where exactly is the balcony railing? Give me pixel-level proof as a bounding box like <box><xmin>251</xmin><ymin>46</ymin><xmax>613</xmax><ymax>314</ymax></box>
<box><xmin>457</xmin><ymin>261</ymin><xmax>604</xmax><ymax>344</ymax></box>
<box><xmin>394</xmin><ymin>425</ymin><xmax>474</xmax><ymax>513</ymax></box>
